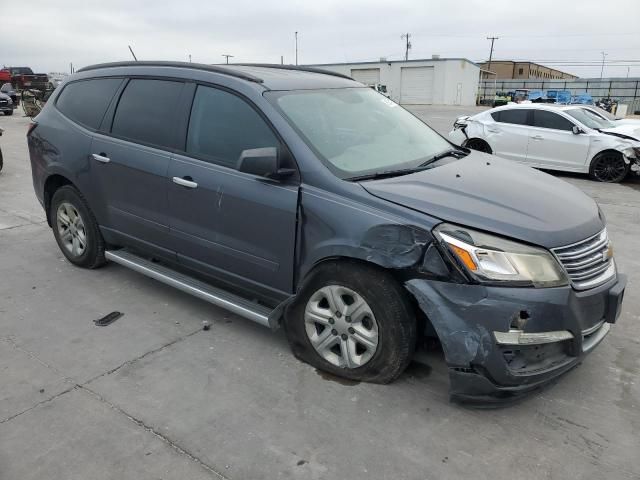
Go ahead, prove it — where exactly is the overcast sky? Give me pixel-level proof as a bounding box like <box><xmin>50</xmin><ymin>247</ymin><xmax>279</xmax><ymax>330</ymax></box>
<box><xmin>3</xmin><ymin>0</ymin><xmax>639</xmax><ymax>78</ymax></box>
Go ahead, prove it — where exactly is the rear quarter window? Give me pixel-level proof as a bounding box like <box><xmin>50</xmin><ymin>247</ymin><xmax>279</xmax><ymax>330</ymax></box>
<box><xmin>56</xmin><ymin>78</ymin><xmax>122</xmax><ymax>130</ymax></box>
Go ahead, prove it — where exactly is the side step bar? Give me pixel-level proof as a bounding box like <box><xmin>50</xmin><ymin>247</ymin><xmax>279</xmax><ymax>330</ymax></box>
<box><xmin>105</xmin><ymin>250</ymin><xmax>273</xmax><ymax>328</ymax></box>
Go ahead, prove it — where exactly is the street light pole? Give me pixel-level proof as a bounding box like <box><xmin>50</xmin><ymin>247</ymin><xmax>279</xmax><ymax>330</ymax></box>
<box><xmin>222</xmin><ymin>54</ymin><xmax>234</xmax><ymax>64</ymax></box>
<box><xmin>295</xmin><ymin>32</ymin><xmax>298</xmax><ymax>66</ymax></box>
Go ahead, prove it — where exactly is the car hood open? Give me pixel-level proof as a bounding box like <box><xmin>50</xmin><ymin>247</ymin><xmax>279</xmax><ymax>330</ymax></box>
<box><xmin>361</xmin><ymin>152</ymin><xmax>603</xmax><ymax>249</ymax></box>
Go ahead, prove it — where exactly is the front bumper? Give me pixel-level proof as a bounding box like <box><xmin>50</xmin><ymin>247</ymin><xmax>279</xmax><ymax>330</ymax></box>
<box><xmin>406</xmin><ymin>272</ymin><xmax>626</xmax><ymax>404</ymax></box>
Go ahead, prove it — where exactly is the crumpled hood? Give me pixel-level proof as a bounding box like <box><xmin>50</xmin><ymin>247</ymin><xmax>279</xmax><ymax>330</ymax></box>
<box><xmin>361</xmin><ymin>152</ymin><xmax>603</xmax><ymax>249</ymax></box>
<box><xmin>601</xmin><ymin>124</ymin><xmax>640</xmax><ymax>142</ymax></box>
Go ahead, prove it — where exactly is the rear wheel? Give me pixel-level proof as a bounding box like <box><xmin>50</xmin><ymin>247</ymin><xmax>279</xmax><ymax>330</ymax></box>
<box><xmin>465</xmin><ymin>138</ymin><xmax>492</xmax><ymax>153</ymax></box>
<box><xmin>51</xmin><ymin>186</ymin><xmax>106</xmax><ymax>268</ymax></box>
<box><xmin>589</xmin><ymin>151</ymin><xmax>629</xmax><ymax>183</ymax></box>
<box><xmin>284</xmin><ymin>261</ymin><xmax>416</xmax><ymax>384</ymax></box>
<box><xmin>4</xmin><ymin>109</ymin><xmax>13</xmax><ymax>116</ymax></box>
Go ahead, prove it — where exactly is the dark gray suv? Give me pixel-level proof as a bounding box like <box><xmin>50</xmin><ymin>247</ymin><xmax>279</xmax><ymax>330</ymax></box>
<box><xmin>27</xmin><ymin>61</ymin><xmax>626</xmax><ymax>403</ymax></box>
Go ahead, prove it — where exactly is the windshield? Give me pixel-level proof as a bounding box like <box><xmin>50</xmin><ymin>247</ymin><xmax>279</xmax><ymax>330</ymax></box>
<box><xmin>267</xmin><ymin>88</ymin><xmax>452</xmax><ymax>179</ymax></box>
<box><xmin>565</xmin><ymin>108</ymin><xmax>616</xmax><ymax>129</ymax></box>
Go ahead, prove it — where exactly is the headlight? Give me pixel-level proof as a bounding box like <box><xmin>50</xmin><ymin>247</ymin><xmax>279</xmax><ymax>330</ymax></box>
<box><xmin>433</xmin><ymin>223</ymin><xmax>568</xmax><ymax>287</ymax></box>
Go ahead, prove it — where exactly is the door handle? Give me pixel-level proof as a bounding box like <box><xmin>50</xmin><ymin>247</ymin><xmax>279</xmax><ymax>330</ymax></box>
<box><xmin>172</xmin><ymin>176</ymin><xmax>198</xmax><ymax>189</ymax></box>
<box><xmin>531</xmin><ymin>135</ymin><xmax>544</xmax><ymax>140</ymax></box>
<box><xmin>91</xmin><ymin>153</ymin><xmax>110</xmax><ymax>163</ymax></box>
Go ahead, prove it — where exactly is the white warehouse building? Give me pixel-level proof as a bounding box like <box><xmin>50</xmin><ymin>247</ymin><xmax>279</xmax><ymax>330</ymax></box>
<box><xmin>310</xmin><ymin>58</ymin><xmax>480</xmax><ymax>106</ymax></box>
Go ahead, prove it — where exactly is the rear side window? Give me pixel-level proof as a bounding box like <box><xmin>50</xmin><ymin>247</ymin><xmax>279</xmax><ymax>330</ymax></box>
<box><xmin>491</xmin><ymin>109</ymin><xmax>530</xmax><ymax>125</ymax></box>
<box><xmin>56</xmin><ymin>78</ymin><xmax>122</xmax><ymax>130</ymax></box>
<box><xmin>111</xmin><ymin>79</ymin><xmax>184</xmax><ymax>149</ymax></box>
<box><xmin>186</xmin><ymin>85</ymin><xmax>279</xmax><ymax>168</ymax></box>
<box><xmin>532</xmin><ymin>110</ymin><xmax>574</xmax><ymax>131</ymax></box>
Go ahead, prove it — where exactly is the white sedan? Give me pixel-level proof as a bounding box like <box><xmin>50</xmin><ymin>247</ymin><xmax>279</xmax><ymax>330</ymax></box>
<box><xmin>449</xmin><ymin>104</ymin><xmax>640</xmax><ymax>182</ymax></box>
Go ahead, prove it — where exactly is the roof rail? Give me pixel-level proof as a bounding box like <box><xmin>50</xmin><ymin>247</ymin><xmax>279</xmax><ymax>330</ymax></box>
<box><xmin>76</xmin><ymin>61</ymin><xmax>264</xmax><ymax>83</ymax></box>
<box><xmin>233</xmin><ymin>63</ymin><xmax>354</xmax><ymax>80</ymax></box>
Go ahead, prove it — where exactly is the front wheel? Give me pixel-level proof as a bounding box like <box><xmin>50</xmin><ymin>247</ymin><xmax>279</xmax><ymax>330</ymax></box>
<box><xmin>284</xmin><ymin>261</ymin><xmax>416</xmax><ymax>384</ymax></box>
<box><xmin>589</xmin><ymin>151</ymin><xmax>629</xmax><ymax>183</ymax></box>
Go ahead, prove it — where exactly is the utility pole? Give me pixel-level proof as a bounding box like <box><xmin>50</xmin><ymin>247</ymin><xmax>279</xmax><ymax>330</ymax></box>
<box><xmin>128</xmin><ymin>45</ymin><xmax>138</xmax><ymax>61</ymax></box>
<box><xmin>222</xmin><ymin>54</ymin><xmax>234</xmax><ymax>64</ymax></box>
<box><xmin>600</xmin><ymin>51</ymin><xmax>607</xmax><ymax>79</ymax></box>
<box><xmin>627</xmin><ymin>66</ymin><xmax>630</xmax><ymax>78</ymax></box>
<box><xmin>295</xmin><ymin>32</ymin><xmax>299</xmax><ymax>65</ymax></box>
<box><xmin>281</xmin><ymin>55</ymin><xmax>284</xmax><ymax>65</ymax></box>
<box><xmin>401</xmin><ymin>33</ymin><xmax>412</xmax><ymax>61</ymax></box>
<box><xmin>486</xmin><ymin>36</ymin><xmax>499</xmax><ymax>74</ymax></box>
<box><xmin>188</xmin><ymin>54</ymin><xmax>192</xmax><ymax>63</ymax></box>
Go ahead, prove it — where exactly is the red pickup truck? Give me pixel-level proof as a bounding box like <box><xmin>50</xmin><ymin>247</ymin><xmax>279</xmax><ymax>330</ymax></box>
<box><xmin>1</xmin><ymin>67</ymin><xmax>49</xmax><ymax>90</ymax></box>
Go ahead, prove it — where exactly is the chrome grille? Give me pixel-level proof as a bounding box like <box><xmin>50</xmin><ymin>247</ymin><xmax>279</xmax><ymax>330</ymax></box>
<box><xmin>552</xmin><ymin>229</ymin><xmax>614</xmax><ymax>290</ymax></box>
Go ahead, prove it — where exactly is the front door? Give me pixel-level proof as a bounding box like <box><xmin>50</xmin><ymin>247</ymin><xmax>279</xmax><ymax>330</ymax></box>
<box><xmin>526</xmin><ymin>110</ymin><xmax>591</xmax><ymax>171</ymax></box>
<box><xmin>167</xmin><ymin>85</ymin><xmax>299</xmax><ymax>295</ymax></box>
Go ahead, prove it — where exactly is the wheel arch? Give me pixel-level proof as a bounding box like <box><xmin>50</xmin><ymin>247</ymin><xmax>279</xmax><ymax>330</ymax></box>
<box><xmin>463</xmin><ymin>137</ymin><xmax>493</xmax><ymax>154</ymax></box>
<box><xmin>43</xmin><ymin>173</ymin><xmax>76</xmax><ymax>226</ymax></box>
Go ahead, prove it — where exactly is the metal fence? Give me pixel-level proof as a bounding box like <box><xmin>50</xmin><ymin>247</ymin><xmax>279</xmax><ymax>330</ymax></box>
<box><xmin>478</xmin><ymin>78</ymin><xmax>640</xmax><ymax>114</ymax></box>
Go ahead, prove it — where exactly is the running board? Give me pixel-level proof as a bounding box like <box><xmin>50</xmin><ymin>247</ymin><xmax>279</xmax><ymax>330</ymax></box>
<box><xmin>105</xmin><ymin>250</ymin><xmax>273</xmax><ymax>328</ymax></box>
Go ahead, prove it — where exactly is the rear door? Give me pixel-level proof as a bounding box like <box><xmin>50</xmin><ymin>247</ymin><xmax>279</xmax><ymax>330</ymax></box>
<box><xmin>487</xmin><ymin>109</ymin><xmax>532</xmax><ymax>163</ymax></box>
<box><xmin>168</xmin><ymin>85</ymin><xmax>299</xmax><ymax>296</ymax></box>
<box><xmin>526</xmin><ymin>110</ymin><xmax>590</xmax><ymax>171</ymax></box>
<box><xmin>90</xmin><ymin>78</ymin><xmax>187</xmax><ymax>257</ymax></box>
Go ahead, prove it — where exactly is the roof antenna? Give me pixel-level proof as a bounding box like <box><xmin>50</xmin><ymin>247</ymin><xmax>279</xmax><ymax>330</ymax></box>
<box><xmin>128</xmin><ymin>45</ymin><xmax>138</xmax><ymax>61</ymax></box>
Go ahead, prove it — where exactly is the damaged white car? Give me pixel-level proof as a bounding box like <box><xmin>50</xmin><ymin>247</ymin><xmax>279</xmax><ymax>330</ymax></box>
<box><xmin>449</xmin><ymin>104</ymin><xmax>640</xmax><ymax>182</ymax></box>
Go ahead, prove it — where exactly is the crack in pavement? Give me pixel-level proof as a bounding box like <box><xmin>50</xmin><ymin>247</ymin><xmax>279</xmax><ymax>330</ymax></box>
<box><xmin>79</xmin><ymin>385</ymin><xmax>230</xmax><ymax>480</ymax></box>
<box><xmin>1</xmin><ymin>327</ymin><xmax>229</xmax><ymax>479</ymax></box>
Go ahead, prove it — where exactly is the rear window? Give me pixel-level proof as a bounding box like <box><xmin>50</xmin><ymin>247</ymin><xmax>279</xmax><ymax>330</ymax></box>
<box><xmin>56</xmin><ymin>78</ymin><xmax>122</xmax><ymax>130</ymax></box>
<box><xmin>491</xmin><ymin>109</ymin><xmax>530</xmax><ymax>125</ymax></box>
<box><xmin>111</xmin><ymin>79</ymin><xmax>184</xmax><ymax>149</ymax></box>
<box><xmin>531</xmin><ymin>110</ymin><xmax>574</xmax><ymax>131</ymax></box>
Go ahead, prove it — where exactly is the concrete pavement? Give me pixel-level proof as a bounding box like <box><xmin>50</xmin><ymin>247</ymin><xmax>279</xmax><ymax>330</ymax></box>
<box><xmin>1</xmin><ymin>106</ymin><xmax>638</xmax><ymax>480</ymax></box>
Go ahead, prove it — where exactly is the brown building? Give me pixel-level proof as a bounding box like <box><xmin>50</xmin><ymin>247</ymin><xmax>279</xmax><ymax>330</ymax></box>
<box><xmin>478</xmin><ymin>61</ymin><xmax>577</xmax><ymax>80</ymax></box>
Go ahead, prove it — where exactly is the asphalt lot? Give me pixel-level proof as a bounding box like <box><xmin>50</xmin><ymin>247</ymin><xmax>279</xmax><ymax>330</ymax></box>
<box><xmin>1</xmin><ymin>105</ymin><xmax>639</xmax><ymax>480</ymax></box>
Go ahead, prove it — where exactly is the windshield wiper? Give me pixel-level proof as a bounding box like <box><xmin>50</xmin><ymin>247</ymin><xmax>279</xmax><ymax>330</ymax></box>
<box><xmin>420</xmin><ymin>148</ymin><xmax>469</xmax><ymax>166</ymax></box>
<box><xmin>347</xmin><ymin>148</ymin><xmax>469</xmax><ymax>182</ymax></box>
<box><xmin>347</xmin><ymin>166</ymin><xmax>432</xmax><ymax>182</ymax></box>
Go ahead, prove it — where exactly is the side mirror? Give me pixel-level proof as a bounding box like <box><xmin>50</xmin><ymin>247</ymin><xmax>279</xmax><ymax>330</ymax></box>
<box><xmin>572</xmin><ymin>126</ymin><xmax>584</xmax><ymax>134</ymax></box>
<box><xmin>236</xmin><ymin>147</ymin><xmax>295</xmax><ymax>179</ymax></box>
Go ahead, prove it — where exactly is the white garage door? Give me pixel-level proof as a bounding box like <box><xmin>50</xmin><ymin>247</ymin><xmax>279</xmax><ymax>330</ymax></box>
<box><xmin>350</xmin><ymin>68</ymin><xmax>380</xmax><ymax>85</ymax></box>
<box><xmin>400</xmin><ymin>66</ymin><xmax>434</xmax><ymax>104</ymax></box>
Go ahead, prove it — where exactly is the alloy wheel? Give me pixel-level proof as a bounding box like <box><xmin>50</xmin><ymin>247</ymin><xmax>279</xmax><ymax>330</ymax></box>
<box><xmin>592</xmin><ymin>154</ymin><xmax>627</xmax><ymax>182</ymax></box>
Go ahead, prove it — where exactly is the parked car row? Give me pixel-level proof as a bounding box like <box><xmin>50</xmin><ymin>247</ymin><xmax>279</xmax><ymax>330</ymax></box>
<box><xmin>449</xmin><ymin>103</ymin><xmax>640</xmax><ymax>182</ymax></box>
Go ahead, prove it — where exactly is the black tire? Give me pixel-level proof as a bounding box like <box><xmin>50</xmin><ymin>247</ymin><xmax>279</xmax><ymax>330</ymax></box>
<box><xmin>589</xmin><ymin>151</ymin><xmax>629</xmax><ymax>183</ymax></box>
<box><xmin>465</xmin><ymin>138</ymin><xmax>492</xmax><ymax>154</ymax></box>
<box><xmin>4</xmin><ymin>109</ymin><xmax>13</xmax><ymax>116</ymax></box>
<box><xmin>284</xmin><ymin>261</ymin><xmax>416</xmax><ymax>384</ymax></box>
<box><xmin>50</xmin><ymin>185</ymin><xmax>106</xmax><ymax>269</ymax></box>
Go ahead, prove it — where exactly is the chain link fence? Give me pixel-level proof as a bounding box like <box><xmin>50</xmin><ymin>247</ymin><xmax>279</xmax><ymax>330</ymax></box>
<box><xmin>478</xmin><ymin>78</ymin><xmax>640</xmax><ymax>114</ymax></box>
